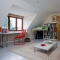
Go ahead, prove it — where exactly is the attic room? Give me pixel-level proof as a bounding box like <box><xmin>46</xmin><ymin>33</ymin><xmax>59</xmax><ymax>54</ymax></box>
<box><xmin>0</xmin><ymin>0</ymin><xmax>60</xmax><ymax>60</ymax></box>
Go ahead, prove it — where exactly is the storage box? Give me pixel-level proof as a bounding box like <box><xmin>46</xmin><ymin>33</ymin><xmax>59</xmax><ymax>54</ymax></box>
<box><xmin>2</xmin><ymin>28</ymin><xmax>8</xmax><ymax>33</ymax></box>
<box><xmin>24</xmin><ymin>38</ymin><xmax>30</xmax><ymax>42</ymax></box>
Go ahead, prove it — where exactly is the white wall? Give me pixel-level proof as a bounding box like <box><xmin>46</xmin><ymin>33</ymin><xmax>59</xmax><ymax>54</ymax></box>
<box><xmin>23</xmin><ymin>14</ymin><xmax>37</xmax><ymax>29</ymax></box>
<box><xmin>23</xmin><ymin>14</ymin><xmax>37</xmax><ymax>40</ymax></box>
<box><xmin>26</xmin><ymin>30</ymin><xmax>35</xmax><ymax>40</ymax></box>
<box><xmin>26</xmin><ymin>12</ymin><xmax>52</xmax><ymax>40</ymax></box>
<box><xmin>28</xmin><ymin>12</ymin><xmax>51</xmax><ymax>30</ymax></box>
<box><xmin>0</xmin><ymin>0</ymin><xmax>13</xmax><ymax>26</ymax></box>
<box><xmin>43</xmin><ymin>13</ymin><xmax>60</xmax><ymax>24</ymax></box>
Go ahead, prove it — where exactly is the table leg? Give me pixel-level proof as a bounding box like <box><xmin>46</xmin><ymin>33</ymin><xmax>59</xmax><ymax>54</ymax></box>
<box><xmin>34</xmin><ymin>47</ymin><xmax>36</xmax><ymax>52</ymax></box>
<box><xmin>6</xmin><ymin>34</ymin><xmax>8</xmax><ymax>47</ymax></box>
<box><xmin>56</xmin><ymin>43</ymin><xmax>57</xmax><ymax>48</ymax></box>
<box><xmin>0</xmin><ymin>34</ymin><xmax>4</xmax><ymax>48</ymax></box>
<box><xmin>0</xmin><ymin>35</ymin><xmax>1</xmax><ymax>46</ymax></box>
<box><xmin>47</xmin><ymin>50</ymin><xmax>49</xmax><ymax>56</ymax></box>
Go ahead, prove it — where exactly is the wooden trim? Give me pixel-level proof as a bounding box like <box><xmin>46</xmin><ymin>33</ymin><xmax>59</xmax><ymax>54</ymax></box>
<box><xmin>8</xmin><ymin>13</ymin><xmax>24</xmax><ymax>19</ymax></box>
<box><xmin>22</xmin><ymin>18</ymin><xmax>23</xmax><ymax>30</ymax></box>
<box><xmin>8</xmin><ymin>16</ymin><xmax>10</xmax><ymax>30</ymax></box>
<box><xmin>16</xmin><ymin>18</ymin><xmax>17</xmax><ymax>30</ymax></box>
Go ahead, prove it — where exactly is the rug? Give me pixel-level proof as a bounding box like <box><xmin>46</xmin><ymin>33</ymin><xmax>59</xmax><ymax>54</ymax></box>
<box><xmin>9</xmin><ymin>42</ymin><xmax>60</xmax><ymax>60</ymax></box>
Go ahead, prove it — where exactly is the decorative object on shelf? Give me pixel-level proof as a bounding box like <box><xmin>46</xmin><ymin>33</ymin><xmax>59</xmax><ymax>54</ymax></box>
<box><xmin>41</xmin><ymin>43</ymin><xmax>46</xmax><ymax>46</ymax></box>
<box><xmin>44</xmin><ymin>40</ymin><xmax>53</xmax><ymax>44</ymax></box>
<box><xmin>52</xmin><ymin>15</ymin><xmax>57</xmax><ymax>22</ymax></box>
<box><xmin>2</xmin><ymin>28</ymin><xmax>8</xmax><ymax>33</ymax></box>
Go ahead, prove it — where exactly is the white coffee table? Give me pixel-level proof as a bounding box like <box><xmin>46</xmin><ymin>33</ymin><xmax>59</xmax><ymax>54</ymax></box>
<box><xmin>34</xmin><ymin>42</ymin><xmax>57</xmax><ymax>56</ymax></box>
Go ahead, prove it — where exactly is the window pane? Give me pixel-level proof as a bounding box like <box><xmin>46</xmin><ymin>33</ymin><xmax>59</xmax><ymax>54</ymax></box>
<box><xmin>3</xmin><ymin>17</ymin><xmax>8</xmax><ymax>29</ymax></box>
<box><xmin>17</xmin><ymin>19</ymin><xmax>22</xmax><ymax>30</ymax></box>
<box><xmin>10</xmin><ymin>17</ymin><xmax>16</xmax><ymax>30</ymax></box>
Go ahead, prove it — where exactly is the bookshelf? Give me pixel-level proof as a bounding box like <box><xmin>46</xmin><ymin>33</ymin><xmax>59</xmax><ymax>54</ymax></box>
<box><xmin>44</xmin><ymin>22</ymin><xmax>57</xmax><ymax>40</ymax></box>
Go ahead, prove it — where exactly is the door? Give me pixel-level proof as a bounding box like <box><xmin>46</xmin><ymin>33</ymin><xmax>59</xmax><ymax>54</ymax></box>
<box><xmin>57</xmin><ymin>16</ymin><xmax>60</xmax><ymax>41</ymax></box>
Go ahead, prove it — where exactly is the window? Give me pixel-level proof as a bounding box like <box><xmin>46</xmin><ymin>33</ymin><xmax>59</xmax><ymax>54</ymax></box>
<box><xmin>3</xmin><ymin>16</ymin><xmax>23</xmax><ymax>31</ymax></box>
<box><xmin>8</xmin><ymin>16</ymin><xmax>23</xmax><ymax>31</ymax></box>
<box><xmin>10</xmin><ymin>17</ymin><xmax>16</xmax><ymax>30</ymax></box>
<box><xmin>17</xmin><ymin>19</ymin><xmax>22</xmax><ymax>30</ymax></box>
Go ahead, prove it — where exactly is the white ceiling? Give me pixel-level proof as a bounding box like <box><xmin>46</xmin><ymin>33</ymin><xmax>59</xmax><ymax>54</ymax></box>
<box><xmin>9</xmin><ymin>0</ymin><xmax>60</xmax><ymax>16</ymax></box>
<box><xmin>9</xmin><ymin>4</ymin><xmax>37</xmax><ymax>16</ymax></box>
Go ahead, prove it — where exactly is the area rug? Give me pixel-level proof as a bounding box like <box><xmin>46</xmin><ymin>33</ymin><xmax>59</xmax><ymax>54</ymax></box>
<box><xmin>9</xmin><ymin>42</ymin><xmax>60</xmax><ymax>60</ymax></box>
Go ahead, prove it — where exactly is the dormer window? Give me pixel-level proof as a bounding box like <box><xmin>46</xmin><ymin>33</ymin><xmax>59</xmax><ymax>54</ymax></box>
<box><xmin>3</xmin><ymin>13</ymin><xmax>23</xmax><ymax>31</ymax></box>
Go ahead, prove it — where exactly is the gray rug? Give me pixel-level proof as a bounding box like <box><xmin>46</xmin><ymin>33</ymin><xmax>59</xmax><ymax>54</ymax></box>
<box><xmin>9</xmin><ymin>42</ymin><xmax>60</xmax><ymax>60</ymax></box>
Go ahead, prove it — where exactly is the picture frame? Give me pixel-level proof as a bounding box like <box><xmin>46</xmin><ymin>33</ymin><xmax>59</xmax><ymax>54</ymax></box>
<box><xmin>52</xmin><ymin>15</ymin><xmax>57</xmax><ymax>22</ymax></box>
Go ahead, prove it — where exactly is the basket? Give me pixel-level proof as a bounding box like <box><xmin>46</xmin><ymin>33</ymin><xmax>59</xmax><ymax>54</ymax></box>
<box><xmin>24</xmin><ymin>38</ymin><xmax>30</xmax><ymax>42</ymax></box>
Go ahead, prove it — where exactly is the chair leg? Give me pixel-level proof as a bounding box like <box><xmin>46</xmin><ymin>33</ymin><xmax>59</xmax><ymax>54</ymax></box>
<box><xmin>19</xmin><ymin>39</ymin><xmax>20</xmax><ymax>43</ymax></box>
<box><xmin>14</xmin><ymin>39</ymin><xmax>16</xmax><ymax>45</ymax></box>
<box><xmin>14</xmin><ymin>39</ymin><xmax>25</xmax><ymax>45</ymax></box>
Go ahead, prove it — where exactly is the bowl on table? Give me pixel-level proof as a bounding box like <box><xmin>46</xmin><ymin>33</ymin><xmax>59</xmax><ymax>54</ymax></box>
<box><xmin>43</xmin><ymin>40</ymin><xmax>53</xmax><ymax>44</ymax></box>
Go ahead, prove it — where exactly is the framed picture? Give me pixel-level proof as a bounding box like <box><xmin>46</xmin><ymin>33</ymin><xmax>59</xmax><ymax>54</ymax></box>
<box><xmin>52</xmin><ymin>15</ymin><xmax>57</xmax><ymax>22</ymax></box>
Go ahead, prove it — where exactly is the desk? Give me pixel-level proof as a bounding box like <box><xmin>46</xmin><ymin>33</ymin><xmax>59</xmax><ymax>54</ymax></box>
<box><xmin>32</xmin><ymin>26</ymin><xmax>48</xmax><ymax>39</ymax></box>
<box><xmin>0</xmin><ymin>32</ymin><xmax>21</xmax><ymax>48</ymax></box>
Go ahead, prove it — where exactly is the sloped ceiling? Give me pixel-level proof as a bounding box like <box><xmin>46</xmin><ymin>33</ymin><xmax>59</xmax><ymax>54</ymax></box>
<box><xmin>9</xmin><ymin>4</ymin><xmax>37</xmax><ymax>16</ymax></box>
<box><xmin>0</xmin><ymin>0</ymin><xmax>13</xmax><ymax>26</ymax></box>
<box><xmin>28</xmin><ymin>12</ymin><xmax>52</xmax><ymax>29</ymax></box>
<box><xmin>9</xmin><ymin>0</ymin><xmax>60</xmax><ymax>29</ymax></box>
<box><xmin>24</xmin><ymin>0</ymin><xmax>60</xmax><ymax>13</ymax></box>
<box><xmin>10</xmin><ymin>0</ymin><xmax>60</xmax><ymax>16</ymax></box>
<box><xmin>10</xmin><ymin>0</ymin><xmax>41</xmax><ymax>16</ymax></box>
<box><xmin>1</xmin><ymin>0</ymin><xmax>60</xmax><ymax>29</ymax></box>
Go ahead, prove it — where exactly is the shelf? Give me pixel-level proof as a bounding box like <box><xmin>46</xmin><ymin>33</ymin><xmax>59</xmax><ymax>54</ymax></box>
<box><xmin>45</xmin><ymin>22</ymin><xmax>57</xmax><ymax>24</ymax></box>
<box><xmin>44</xmin><ymin>34</ymin><xmax>47</xmax><ymax>35</ymax></box>
<box><xmin>43</xmin><ymin>23</ymin><xmax>57</xmax><ymax>40</ymax></box>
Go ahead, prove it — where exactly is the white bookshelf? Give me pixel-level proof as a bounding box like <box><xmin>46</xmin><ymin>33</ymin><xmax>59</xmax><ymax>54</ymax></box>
<box><xmin>44</xmin><ymin>22</ymin><xmax>57</xmax><ymax>40</ymax></box>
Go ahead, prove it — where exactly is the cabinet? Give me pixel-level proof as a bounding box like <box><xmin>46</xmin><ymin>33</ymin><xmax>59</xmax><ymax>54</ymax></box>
<box><xmin>44</xmin><ymin>31</ymin><xmax>48</xmax><ymax>39</ymax></box>
<box><xmin>35</xmin><ymin>31</ymin><xmax>43</xmax><ymax>39</ymax></box>
<box><xmin>44</xmin><ymin>23</ymin><xmax>57</xmax><ymax>40</ymax></box>
<box><xmin>32</xmin><ymin>26</ymin><xmax>48</xmax><ymax>39</ymax></box>
<box><xmin>57</xmin><ymin>16</ymin><xmax>60</xmax><ymax>41</ymax></box>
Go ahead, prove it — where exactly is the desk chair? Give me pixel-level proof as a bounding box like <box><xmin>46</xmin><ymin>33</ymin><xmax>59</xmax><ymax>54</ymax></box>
<box><xmin>0</xmin><ymin>27</ymin><xmax>2</xmax><ymax>32</ymax></box>
<box><xmin>14</xmin><ymin>29</ymin><xmax>26</xmax><ymax>45</ymax></box>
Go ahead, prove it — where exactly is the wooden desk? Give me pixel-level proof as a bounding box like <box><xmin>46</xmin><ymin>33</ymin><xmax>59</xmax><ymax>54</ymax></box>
<box><xmin>0</xmin><ymin>32</ymin><xmax>21</xmax><ymax>48</ymax></box>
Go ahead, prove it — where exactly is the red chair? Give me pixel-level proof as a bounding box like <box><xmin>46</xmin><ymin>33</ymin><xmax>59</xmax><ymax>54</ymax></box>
<box><xmin>14</xmin><ymin>29</ymin><xmax>26</xmax><ymax>45</ymax></box>
<box><xmin>0</xmin><ymin>27</ymin><xmax>2</xmax><ymax>32</ymax></box>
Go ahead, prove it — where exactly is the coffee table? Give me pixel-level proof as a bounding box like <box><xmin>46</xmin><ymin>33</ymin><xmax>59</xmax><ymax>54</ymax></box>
<box><xmin>34</xmin><ymin>42</ymin><xmax>57</xmax><ymax>56</ymax></box>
